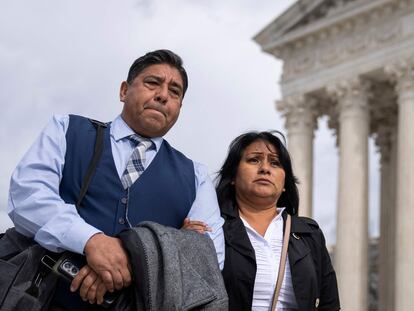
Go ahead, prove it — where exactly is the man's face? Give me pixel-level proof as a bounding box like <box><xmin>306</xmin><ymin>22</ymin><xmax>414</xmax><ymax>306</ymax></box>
<box><xmin>120</xmin><ymin>63</ymin><xmax>184</xmax><ymax>137</ymax></box>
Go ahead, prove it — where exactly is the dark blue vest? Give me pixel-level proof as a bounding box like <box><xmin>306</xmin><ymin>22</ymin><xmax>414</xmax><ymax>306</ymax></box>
<box><xmin>54</xmin><ymin>115</ymin><xmax>196</xmax><ymax>310</ymax></box>
<box><xmin>59</xmin><ymin>115</ymin><xmax>196</xmax><ymax>233</ymax></box>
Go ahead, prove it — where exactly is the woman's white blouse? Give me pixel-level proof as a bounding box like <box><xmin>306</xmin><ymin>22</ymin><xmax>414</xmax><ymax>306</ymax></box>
<box><xmin>240</xmin><ymin>208</ymin><xmax>298</xmax><ymax>311</ymax></box>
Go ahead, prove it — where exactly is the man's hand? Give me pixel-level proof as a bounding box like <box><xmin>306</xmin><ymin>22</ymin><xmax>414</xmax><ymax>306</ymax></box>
<box><xmin>82</xmin><ymin>233</ymin><xmax>132</xmax><ymax>293</ymax></box>
<box><xmin>182</xmin><ymin>218</ymin><xmax>212</xmax><ymax>234</ymax></box>
<box><xmin>70</xmin><ymin>265</ymin><xmax>108</xmax><ymax>304</ymax></box>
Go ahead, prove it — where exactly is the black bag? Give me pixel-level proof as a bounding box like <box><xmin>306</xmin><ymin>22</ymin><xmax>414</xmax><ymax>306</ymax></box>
<box><xmin>0</xmin><ymin>118</ymin><xmax>107</xmax><ymax>311</ymax></box>
<box><xmin>0</xmin><ymin>228</ymin><xmax>59</xmax><ymax>311</ymax></box>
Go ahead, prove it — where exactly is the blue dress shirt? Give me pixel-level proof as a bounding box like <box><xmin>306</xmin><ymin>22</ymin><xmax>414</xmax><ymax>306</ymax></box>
<box><xmin>8</xmin><ymin>114</ymin><xmax>224</xmax><ymax>268</ymax></box>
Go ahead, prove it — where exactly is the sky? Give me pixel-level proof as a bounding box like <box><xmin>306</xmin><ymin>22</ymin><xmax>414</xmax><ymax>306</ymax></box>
<box><xmin>0</xmin><ymin>0</ymin><xmax>380</xmax><ymax>245</ymax></box>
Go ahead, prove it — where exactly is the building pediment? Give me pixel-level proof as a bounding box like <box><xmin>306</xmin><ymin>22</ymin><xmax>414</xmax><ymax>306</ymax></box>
<box><xmin>254</xmin><ymin>0</ymin><xmax>393</xmax><ymax>57</ymax></box>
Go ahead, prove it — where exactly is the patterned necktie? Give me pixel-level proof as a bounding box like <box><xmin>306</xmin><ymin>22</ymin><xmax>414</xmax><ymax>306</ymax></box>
<box><xmin>121</xmin><ymin>135</ymin><xmax>153</xmax><ymax>189</ymax></box>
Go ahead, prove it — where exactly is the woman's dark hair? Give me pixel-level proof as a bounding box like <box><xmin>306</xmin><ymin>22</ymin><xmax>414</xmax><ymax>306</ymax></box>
<box><xmin>216</xmin><ymin>131</ymin><xmax>299</xmax><ymax>215</ymax></box>
<box><xmin>126</xmin><ymin>49</ymin><xmax>188</xmax><ymax>97</ymax></box>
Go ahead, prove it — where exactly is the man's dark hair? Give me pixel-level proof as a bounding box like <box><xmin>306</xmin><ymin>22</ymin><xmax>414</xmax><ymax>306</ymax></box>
<box><xmin>127</xmin><ymin>49</ymin><xmax>188</xmax><ymax>97</ymax></box>
<box><xmin>215</xmin><ymin>131</ymin><xmax>299</xmax><ymax>215</ymax></box>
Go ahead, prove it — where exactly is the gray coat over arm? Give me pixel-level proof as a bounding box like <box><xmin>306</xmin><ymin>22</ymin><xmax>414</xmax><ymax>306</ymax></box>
<box><xmin>117</xmin><ymin>222</ymin><xmax>228</xmax><ymax>311</ymax></box>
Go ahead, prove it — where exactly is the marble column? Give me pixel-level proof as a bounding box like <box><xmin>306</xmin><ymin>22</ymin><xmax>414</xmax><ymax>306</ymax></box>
<box><xmin>386</xmin><ymin>62</ymin><xmax>414</xmax><ymax>311</ymax></box>
<box><xmin>327</xmin><ymin>78</ymin><xmax>370</xmax><ymax>311</ymax></box>
<box><xmin>277</xmin><ymin>94</ymin><xmax>316</xmax><ymax>217</ymax></box>
<box><xmin>377</xmin><ymin>124</ymin><xmax>397</xmax><ymax>311</ymax></box>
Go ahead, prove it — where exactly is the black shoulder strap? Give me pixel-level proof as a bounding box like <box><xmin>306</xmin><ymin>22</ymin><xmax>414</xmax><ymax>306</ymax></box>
<box><xmin>76</xmin><ymin>119</ymin><xmax>108</xmax><ymax>209</ymax></box>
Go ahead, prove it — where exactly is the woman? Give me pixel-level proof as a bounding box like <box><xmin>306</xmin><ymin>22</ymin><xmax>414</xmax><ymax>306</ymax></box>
<box><xmin>216</xmin><ymin>131</ymin><xmax>340</xmax><ymax>311</ymax></box>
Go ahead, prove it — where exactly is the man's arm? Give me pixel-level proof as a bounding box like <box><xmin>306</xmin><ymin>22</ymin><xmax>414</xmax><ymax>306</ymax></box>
<box><xmin>187</xmin><ymin>163</ymin><xmax>225</xmax><ymax>269</ymax></box>
<box><xmin>7</xmin><ymin>114</ymin><xmax>101</xmax><ymax>253</ymax></box>
<box><xmin>8</xmin><ymin>115</ymin><xmax>131</xmax><ymax>294</ymax></box>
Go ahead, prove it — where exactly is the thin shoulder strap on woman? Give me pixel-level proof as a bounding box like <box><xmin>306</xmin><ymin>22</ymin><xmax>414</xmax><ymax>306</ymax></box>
<box><xmin>271</xmin><ymin>214</ymin><xmax>292</xmax><ymax>311</ymax></box>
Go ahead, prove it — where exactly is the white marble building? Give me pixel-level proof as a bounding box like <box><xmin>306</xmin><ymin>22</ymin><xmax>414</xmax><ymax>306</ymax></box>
<box><xmin>254</xmin><ymin>0</ymin><xmax>414</xmax><ymax>310</ymax></box>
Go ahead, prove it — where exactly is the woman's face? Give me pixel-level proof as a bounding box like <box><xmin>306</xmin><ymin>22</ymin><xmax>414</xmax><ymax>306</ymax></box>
<box><xmin>234</xmin><ymin>139</ymin><xmax>286</xmax><ymax>207</ymax></box>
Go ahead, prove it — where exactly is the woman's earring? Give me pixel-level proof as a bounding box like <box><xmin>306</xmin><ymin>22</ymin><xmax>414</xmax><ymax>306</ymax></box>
<box><xmin>282</xmin><ymin>188</ymin><xmax>286</xmax><ymax>192</ymax></box>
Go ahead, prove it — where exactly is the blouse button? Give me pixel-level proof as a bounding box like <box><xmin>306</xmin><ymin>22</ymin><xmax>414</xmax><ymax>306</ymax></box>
<box><xmin>118</xmin><ymin>217</ymin><xmax>125</xmax><ymax>224</ymax></box>
<box><xmin>315</xmin><ymin>297</ymin><xmax>320</xmax><ymax>308</ymax></box>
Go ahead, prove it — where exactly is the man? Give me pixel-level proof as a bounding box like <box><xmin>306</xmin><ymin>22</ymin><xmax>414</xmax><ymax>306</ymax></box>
<box><xmin>8</xmin><ymin>50</ymin><xmax>224</xmax><ymax>309</ymax></box>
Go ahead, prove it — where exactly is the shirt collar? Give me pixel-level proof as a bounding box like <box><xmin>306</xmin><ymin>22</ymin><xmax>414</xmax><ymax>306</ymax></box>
<box><xmin>221</xmin><ymin>201</ymin><xmax>285</xmax><ymax>221</ymax></box>
<box><xmin>274</xmin><ymin>207</ymin><xmax>285</xmax><ymax>222</ymax></box>
<box><xmin>240</xmin><ymin>207</ymin><xmax>285</xmax><ymax>232</ymax></box>
<box><xmin>110</xmin><ymin>115</ymin><xmax>163</xmax><ymax>151</ymax></box>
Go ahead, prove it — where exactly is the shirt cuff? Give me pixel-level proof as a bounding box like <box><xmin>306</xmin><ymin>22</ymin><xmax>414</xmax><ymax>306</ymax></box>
<box><xmin>61</xmin><ymin>220</ymin><xmax>102</xmax><ymax>254</ymax></box>
<box><xmin>35</xmin><ymin>215</ymin><xmax>102</xmax><ymax>254</ymax></box>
